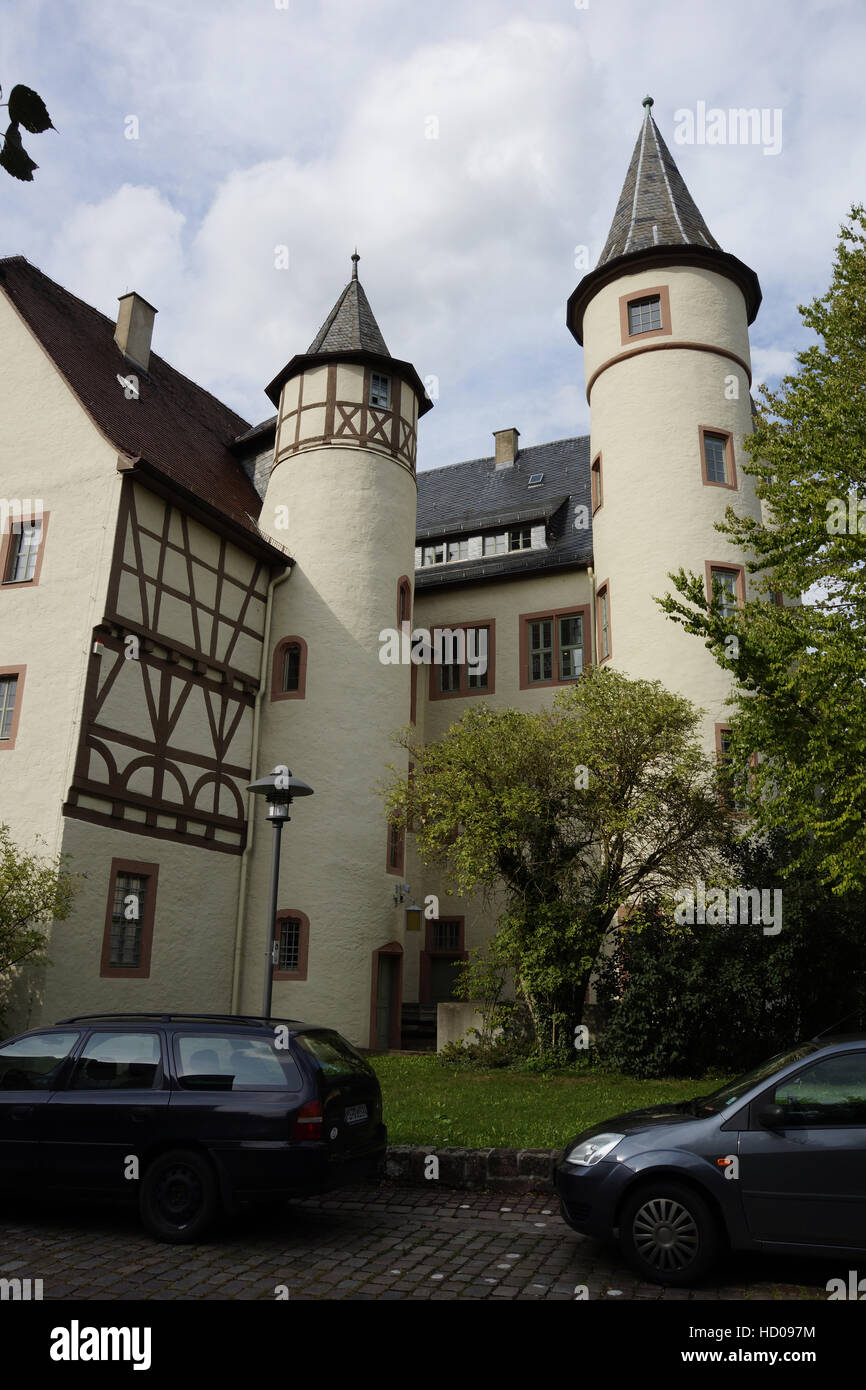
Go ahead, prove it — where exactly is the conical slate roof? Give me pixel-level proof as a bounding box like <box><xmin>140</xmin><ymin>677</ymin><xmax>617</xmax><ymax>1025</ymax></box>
<box><xmin>306</xmin><ymin>252</ymin><xmax>390</xmax><ymax>356</ymax></box>
<box><xmin>566</xmin><ymin>98</ymin><xmax>761</xmax><ymax>344</ymax></box>
<box><xmin>264</xmin><ymin>253</ymin><xmax>433</xmax><ymax>414</ymax></box>
<box><xmin>598</xmin><ymin>97</ymin><xmax>720</xmax><ymax>264</ymax></box>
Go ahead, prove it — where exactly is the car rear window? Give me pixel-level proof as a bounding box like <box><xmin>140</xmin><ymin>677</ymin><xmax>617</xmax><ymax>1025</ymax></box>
<box><xmin>294</xmin><ymin>1031</ymin><xmax>374</xmax><ymax>1078</ymax></box>
<box><xmin>174</xmin><ymin>1033</ymin><xmax>303</xmax><ymax>1090</ymax></box>
<box><xmin>0</xmin><ymin>1031</ymin><xmax>80</xmax><ymax>1089</ymax></box>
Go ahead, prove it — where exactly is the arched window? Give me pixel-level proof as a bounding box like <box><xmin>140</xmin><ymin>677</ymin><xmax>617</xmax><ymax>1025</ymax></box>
<box><xmin>272</xmin><ymin>910</ymin><xmax>310</xmax><ymax>980</ymax></box>
<box><xmin>271</xmin><ymin>636</ymin><xmax>307</xmax><ymax>701</ymax></box>
<box><xmin>397</xmin><ymin>575</ymin><xmax>411</xmax><ymax>626</ymax></box>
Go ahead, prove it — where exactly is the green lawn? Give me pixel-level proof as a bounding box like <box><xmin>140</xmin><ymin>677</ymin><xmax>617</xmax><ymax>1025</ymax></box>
<box><xmin>369</xmin><ymin>1055</ymin><xmax>726</xmax><ymax>1149</ymax></box>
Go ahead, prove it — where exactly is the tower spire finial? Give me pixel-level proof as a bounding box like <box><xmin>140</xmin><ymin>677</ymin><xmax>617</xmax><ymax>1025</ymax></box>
<box><xmin>642</xmin><ymin>94</ymin><xmax>654</xmax><ymax>110</ymax></box>
<box><xmin>351</xmin><ymin>248</ymin><xmax>359</xmax><ymax>280</ymax></box>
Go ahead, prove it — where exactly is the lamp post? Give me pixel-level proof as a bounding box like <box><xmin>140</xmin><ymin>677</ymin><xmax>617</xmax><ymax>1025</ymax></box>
<box><xmin>247</xmin><ymin>767</ymin><xmax>314</xmax><ymax>1018</ymax></box>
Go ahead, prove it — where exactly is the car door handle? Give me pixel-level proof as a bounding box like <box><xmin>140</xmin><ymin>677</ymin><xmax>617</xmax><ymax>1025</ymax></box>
<box><xmin>11</xmin><ymin>1106</ymin><xmax>33</xmax><ymax>1120</ymax></box>
<box><xmin>130</xmin><ymin>1109</ymin><xmax>149</xmax><ymax>1123</ymax></box>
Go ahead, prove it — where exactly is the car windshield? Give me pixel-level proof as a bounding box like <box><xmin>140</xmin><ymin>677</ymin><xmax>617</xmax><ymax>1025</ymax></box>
<box><xmin>687</xmin><ymin>1041</ymin><xmax>820</xmax><ymax>1116</ymax></box>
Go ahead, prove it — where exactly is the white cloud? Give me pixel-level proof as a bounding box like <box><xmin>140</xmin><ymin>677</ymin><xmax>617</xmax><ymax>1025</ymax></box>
<box><xmin>47</xmin><ymin>185</ymin><xmax>186</xmax><ymax>321</ymax></box>
<box><xmin>5</xmin><ymin>0</ymin><xmax>865</xmax><ymax>466</ymax></box>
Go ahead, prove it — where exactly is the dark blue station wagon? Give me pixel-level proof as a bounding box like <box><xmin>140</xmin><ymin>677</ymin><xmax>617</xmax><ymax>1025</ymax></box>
<box><xmin>0</xmin><ymin>1013</ymin><xmax>386</xmax><ymax>1241</ymax></box>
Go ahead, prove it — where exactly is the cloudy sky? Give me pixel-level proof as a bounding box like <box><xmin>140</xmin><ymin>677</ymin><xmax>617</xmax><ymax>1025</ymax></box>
<box><xmin>2</xmin><ymin>0</ymin><xmax>863</xmax><ymax>471</ymax></box>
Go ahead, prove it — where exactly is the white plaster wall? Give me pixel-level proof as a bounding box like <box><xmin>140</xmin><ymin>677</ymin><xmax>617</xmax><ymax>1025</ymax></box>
<box><xmin>245</xmin><ymin>364</ymin><xmax>419</xmax><ymax>1045</ymax></box>
<box><xmin>584</xmin><ymin>266</ymin><xmax>762</xmax><ymax>748</ymax></box>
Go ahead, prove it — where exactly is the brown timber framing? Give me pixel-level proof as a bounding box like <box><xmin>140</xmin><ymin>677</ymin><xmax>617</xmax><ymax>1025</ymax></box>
<box><xmin>64</xmin><ymin>470</ymin><xmax>286</xmax><ymax>854</ymax></box>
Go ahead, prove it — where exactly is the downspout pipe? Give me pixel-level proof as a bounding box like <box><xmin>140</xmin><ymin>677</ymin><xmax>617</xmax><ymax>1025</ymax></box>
<box><xmin>230</xmin><ymin>562</ymin><xmax>292</xmax><ymax>1012</ymax></box>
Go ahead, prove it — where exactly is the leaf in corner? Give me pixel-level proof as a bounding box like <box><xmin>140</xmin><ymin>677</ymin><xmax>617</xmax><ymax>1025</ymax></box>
<box><xmin>0</xmin><ymin>122</ymin><xmax>39</xmax><ymax>181</ymax></box>
<box><xmin>8</xmin><ymin>84</ymin><xmax>55</xmax><ymax>134</ymax></box>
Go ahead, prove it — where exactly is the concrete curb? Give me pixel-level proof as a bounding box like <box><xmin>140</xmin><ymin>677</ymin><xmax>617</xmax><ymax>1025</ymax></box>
<box><xmin>384</xmin><ymin>1145</ymin><xmax>564</xmax><ymax>1192</ymax></box>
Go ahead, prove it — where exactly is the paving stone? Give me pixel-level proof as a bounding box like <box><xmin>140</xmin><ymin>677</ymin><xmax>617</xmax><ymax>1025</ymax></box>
<box><xmin>0</xmin><ymin>1180</ymin><xmax>836</xmax><ymax>1303</ymax></box>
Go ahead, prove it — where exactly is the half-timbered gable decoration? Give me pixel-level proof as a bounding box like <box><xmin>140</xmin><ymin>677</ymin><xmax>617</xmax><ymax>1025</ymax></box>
<box><xmin>64</xmin><ymin>479</ymin><xmax>280</xmax><ymax>854</ymax></box>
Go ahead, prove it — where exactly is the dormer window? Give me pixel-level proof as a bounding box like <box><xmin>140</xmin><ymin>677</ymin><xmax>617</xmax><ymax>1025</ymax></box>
<box><xmin>509</xmin><ymin>526</ymin><xmax>532</xmax><ymax>552</ymax></box>
<box><xmin>370</xmin><ymin>373</ymin><xmax>391</xmax><ymax>408</ymax></box>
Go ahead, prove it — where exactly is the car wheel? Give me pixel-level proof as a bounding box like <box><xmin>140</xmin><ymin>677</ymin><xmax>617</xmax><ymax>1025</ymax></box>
<box><xmin>139</xmin><ymin>1148</ymin><xmax>220</xmax><ymax>1243</ymax></box>
<box><xmin>619</xmin><ymin>1181</ymin><xmax>721</xmax><ymax>1286</ymax></box>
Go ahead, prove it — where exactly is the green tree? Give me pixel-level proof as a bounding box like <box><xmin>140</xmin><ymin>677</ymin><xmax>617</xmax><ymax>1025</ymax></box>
<box><xmin>0</xmin><ymin>824</ymin><xmax>81</xmax><ymax>1021</ymax></box>
<box><xmin>658</xmin><ymin>205</ymin><xmax>866</xmax><ymax>893</ymax></box>
<box><xmin>596</xmin><ymin>830</ymin><xmax>866</xmax><ymax>1079</ymax></box>
<box><xmin>384</xmin><ymin>667</ymin><xmax>728</xmax><ymax>1056</ymax></box>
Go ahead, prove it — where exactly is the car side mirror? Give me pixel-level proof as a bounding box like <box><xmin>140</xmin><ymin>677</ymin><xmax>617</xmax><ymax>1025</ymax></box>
<box><xmin>758</xmin><ymin>1103</ymin><xmax>786</xmax><ymax>1128</ymax></box>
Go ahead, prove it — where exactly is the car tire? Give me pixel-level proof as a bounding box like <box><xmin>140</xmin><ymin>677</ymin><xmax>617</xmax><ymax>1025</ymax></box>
<box><xmin>619</xmin><ymin>1180</ymin><xmax>721</xmax><ymax>1286</ymax></box>
<box><xmin>139</xmin><ymin>1148</ymin><xmax>220</xmax><ymax>1243</ymax></box>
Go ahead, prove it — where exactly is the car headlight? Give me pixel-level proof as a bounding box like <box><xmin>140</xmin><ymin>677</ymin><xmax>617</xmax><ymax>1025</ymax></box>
<box><xmin>564</xmin><ymin>1133</ymin><xmax>624</xmax><ymax>1167</ymax></box>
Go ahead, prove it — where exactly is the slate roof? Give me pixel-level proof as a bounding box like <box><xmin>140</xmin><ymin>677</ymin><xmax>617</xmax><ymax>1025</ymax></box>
<box><xmin>567</xmin><ymin>99</ymin><xmax>762</xmax><ymax>342</ymax></box>
<box><xmin>0</xmin><ymin>256</ymin><xmax>273</xmax><ymax>547</ymax></box>
<box><xmin>265</xmin><ymin>256</ymin><xmax>432</xmax><ymax>415</ymax></box>
<box><xmin>415</xmin><ymin>436</ymin><xmax>592</xmax><ymax>588</ymax></box>
<box><xmin>598</xmin><ymin>98</ymin><xmax>720</xmax><ymax>264</ymax></box>
<box><xmin>306</xmin><ymin>261</ymin><xmax>390</xmax><ymax>356</ymax></box>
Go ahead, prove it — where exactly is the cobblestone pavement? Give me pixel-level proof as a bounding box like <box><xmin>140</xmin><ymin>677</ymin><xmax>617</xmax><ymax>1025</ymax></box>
<box><xmin>0</xmin><ymin>1183</ymin><xmax>846</xmax><ymax>1300</ymax></box>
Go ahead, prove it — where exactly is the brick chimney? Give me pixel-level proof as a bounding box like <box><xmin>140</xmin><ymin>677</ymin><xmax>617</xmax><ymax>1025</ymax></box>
<box><xmin>493</xmin><ymin>427</ymin><xmax>519</xmax><ymax>468</ymax></box>
<box><xmin>115</xmin><ymin>292</ymin><xmax>158</xmax><ymax>371</ymax></box>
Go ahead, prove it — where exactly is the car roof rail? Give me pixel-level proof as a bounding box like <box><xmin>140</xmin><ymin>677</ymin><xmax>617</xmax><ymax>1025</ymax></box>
<box><xmin>54</xmin><ymin>1012</ymin><xmax>305</xmax><ymax>1027</ymax></box>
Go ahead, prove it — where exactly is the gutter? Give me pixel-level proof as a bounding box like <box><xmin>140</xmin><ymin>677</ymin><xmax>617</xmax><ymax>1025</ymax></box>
<box><xmin>229</xmin><ymin>561</ymin><xmax>293</xmax><ymax>1012</ymax></box>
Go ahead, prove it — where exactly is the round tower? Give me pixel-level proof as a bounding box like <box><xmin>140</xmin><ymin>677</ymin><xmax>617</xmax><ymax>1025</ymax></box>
<box><xmin>568</xmin><ymin>97</ymin><xmax>764</xmax><ymax>750</ymax></box>
<box><xmin>247</xmin><ymin>254</ymin><xmax>432</xmax><ymax>1045</ymax></box>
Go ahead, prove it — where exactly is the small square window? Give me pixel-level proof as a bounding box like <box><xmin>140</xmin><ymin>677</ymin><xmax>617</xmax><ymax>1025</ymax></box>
<box><xmin>370</xmin><ymin>373</ymin><xmax>391</xmax><ymax>408</ymax></box>
<box><xmin>528</xmin><ymin>473</ymin><xmax>544</xmax><ymax>487</ymax></box>
<box><xmin>627</xmin><ymin>295</ymin><xmax>662</xmax><ymax>335</ymax></box>
<box><xmin>433</xmin><ymin>920</ymin><xmax>461</xmax><ymax>952</ymax></box>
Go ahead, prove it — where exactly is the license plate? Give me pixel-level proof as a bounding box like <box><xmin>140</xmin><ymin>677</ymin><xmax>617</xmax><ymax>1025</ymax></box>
<box><xmin>344</xmin><ymin>1103</ymin><xmax>368</xmax><ymax>1125</ymax></box>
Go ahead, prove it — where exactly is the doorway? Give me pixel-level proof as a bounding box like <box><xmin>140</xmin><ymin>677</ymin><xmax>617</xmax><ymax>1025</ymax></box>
<box><xmin>371</xmin><ymin>943</ymin><xmax>403</xmax><ymax>1050</ymax></box>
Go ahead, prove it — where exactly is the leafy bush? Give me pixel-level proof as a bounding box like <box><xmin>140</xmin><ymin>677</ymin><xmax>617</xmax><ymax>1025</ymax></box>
<box><xmin>595</xmin><ymin>833</ymin><xmax>866</xmax><ymax>1078</ymax></box>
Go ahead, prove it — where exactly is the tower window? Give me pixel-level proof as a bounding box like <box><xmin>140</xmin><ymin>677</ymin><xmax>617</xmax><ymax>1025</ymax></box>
<box><xmin>0</xmin><ymin>673</ymin><xmax>20</xmax><ymax>742</ymax></box>
<box><xmin>706</xmin><ymin>563</ymin><xmax>745</xmax><ymax>619</ymax></box>
<box><xmin>699</xmin><ymin>427</ymin><xmax>737</xmax><ymax>490</ymax></box>
<box><xmin>591</xmin><ymin>453</ymin><xmax>603</xmax><ymax>513</ymax></box>
<box><xmin>283</xmin><ymin>645</ymin><xmax>301</xmax><ymax>691</ymax></box>
<box><xmin>619</xmin><ymin>285</ymin><xmax>671</xmax><ymax>345</ymax></box>
<box><xmin>397</xmin><ymin>576</ymin><xmax>412</xmax><ymax>625</ymax></box>
<box><xmin>596</xmin><ymin>583</ymin><xmax>611</xmax><ymax>662</ymax></box>
<box><xmin>386</xmin><ymin>820</ymin><xmax>405</xmax><ymax>876</ymax></box>
<box><xmin>627</xmin><ymin>295</ymin><xmax>662</xmax><ymax>335</ymax></box>
<box><xmin>370</xmin><ymin>373</ymin><xmax>391</xmax><ymax>408</ymax></box>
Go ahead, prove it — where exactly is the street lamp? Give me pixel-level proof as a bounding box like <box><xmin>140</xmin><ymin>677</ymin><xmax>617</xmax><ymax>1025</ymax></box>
<box><xmin>247</xmin><ymin>767</ymin><xmax>314</xmax><ymax>1018</ymax></box>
